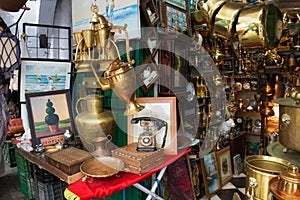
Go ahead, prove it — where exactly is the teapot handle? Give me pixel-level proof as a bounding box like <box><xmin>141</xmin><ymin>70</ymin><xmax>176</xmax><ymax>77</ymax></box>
<box><xmin>75</xmin><ymin>97</ymin><xmax>86</xmax><ymax>115</ymax></box>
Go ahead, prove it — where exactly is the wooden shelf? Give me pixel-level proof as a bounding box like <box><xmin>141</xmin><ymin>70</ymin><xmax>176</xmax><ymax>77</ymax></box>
<box><xmin>17</xmin><ymin>147</ymin><xmax>84</xmax><ymax>184</ymax></box>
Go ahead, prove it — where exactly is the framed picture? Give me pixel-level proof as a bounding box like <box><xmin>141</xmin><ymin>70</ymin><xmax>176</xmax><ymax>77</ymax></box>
<box><xmin>158</xmin><ymin>38</ymin><xmax>189</xmax><ymax>94</ymax></box>
<box><xmin>22</xmin><ymin>23</ymin><xmax>72</xmax><ymax>61</ymax></box>
<box><xmin>216</xmin><ymin>146</ymin><xmax>233</xmax><ymax>186</ymax></box>
<box><xmin>25</xmin><ymin>90</ymin><xmax>73</xmax><ymax>146</ymax></box>
<box><xmin>20</xmin><ymin>60</ymin><xmax>71</xmax><ymax>102</ymax></box>
<box><xmin>200</xmin><ymin>150</ymin><xmax>221</xmax><ymax>199</ymax></box>
<box><xmin>72</xmin><ymin>0</ymin><xmax>141</xmax><ymax>40</ymax></box>
<box><xmin>233</xmin><ymin>154</ymin><xmax>244</xmax><ymax>176</ymax></box>
<box><xmin>127</xmin><ymin>97</ymin><xmax>177</xmax><ymax>155</ymax></box>
<box><xmin>141</xmin><ymin>28</ymin><xmax>161</xmax><ymax>57</ymax></box>
<box><xmin>161</xmin><ymin>2</ymin><xmax>190</xmax><ymax>35</ymax></box>
<box><xmin>140</xmin><ymin>0</ymin><xmax>160</xmax><ymax>27</ymax></box>
<box><xmin>136</xmin><ymin>56</ymin><xmax>160</xmax><ymax>93</ymax></box>
<box><xmin>165</xmin><ymin>0</ymin><xmax>187</xmax><ymax>10</ymax></box>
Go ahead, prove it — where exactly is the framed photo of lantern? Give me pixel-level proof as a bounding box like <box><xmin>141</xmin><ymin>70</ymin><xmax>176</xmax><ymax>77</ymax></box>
<box><xmin>25</xmin><ymin>90</ymin><xmax>73</xmax><ymax>146</ymax></box>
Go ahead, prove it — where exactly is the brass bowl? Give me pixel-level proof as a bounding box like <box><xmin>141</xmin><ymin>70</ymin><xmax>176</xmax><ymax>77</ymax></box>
<box><xmin>80</xmin><ymin>157</ymin><xmax>125</xmax><ymax>178</ymax></box>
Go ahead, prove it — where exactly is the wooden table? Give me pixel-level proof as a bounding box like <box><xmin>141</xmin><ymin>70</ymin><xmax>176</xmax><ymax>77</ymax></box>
<box><xmin>17</xmin><ymin>147</ymin><xmax>84</xmax><ymax>184</ymax></box>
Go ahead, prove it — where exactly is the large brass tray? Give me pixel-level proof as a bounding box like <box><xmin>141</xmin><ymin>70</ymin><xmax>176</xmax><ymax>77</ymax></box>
<box><xmin>80</xmin><ymin>157</ymin><xmax>125</xmax><ymax>179</ymax></box>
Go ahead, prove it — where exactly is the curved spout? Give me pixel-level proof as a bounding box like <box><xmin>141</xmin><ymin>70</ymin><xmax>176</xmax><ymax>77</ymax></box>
<box><xmin>89</xmin><ymin>61</ymin><xmax>111</xmax><ymax>91</ymax></box>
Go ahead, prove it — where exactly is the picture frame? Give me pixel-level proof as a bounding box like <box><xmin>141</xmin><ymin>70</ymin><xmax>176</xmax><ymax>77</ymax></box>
<box><xmin>165</xmin><ymin>0</ymin><xmax>187</xmax><ymax>10</ymax></box>
<box><xmin>141</xmin><ymin>28</ymin><xmax>161</xmax><ymax>58</ymax></box>
<box><xmin>20</xmin><ymin>60</ymin><xmax>71</xmax><ymax>102</ymax></box>
<box><xmin>140</xmin><ymin>0</ymin><xmax>160</xmax><ymax>27</ymax></box>
<box><xmin>158</xmin><ymin>38</ymin><xmax>189</xmax><ymax>94</ymax></box>
<box><xmin>127</xmin><ymin>97</ymin><xmax>177</xmax><ymax>155</ymax></box>
<box><xmin>200</xmin><ymin>150</ymin><xmax>221</xmax><ymax>199</ymax></box>
<box><xmin>25</xmin><ymin>90</ymin><xmax>74</xmax><ymax>146</ymax></box>
<box><xmin>136</xmin><ymin>56</ymin><xmax>160</xmax><ymax>93</ymax></box>
<box><xmin>161</xmin><ymin>2</ymin><xmax>190</xmax><ymax>35</ymax></box>
<box><xmin>216</xmin><ymin>146</ymin><xmax>233</xmax><ymax>186</ymax></box>
<box><xmin>233</xmin><ymin>154</ymin><xmax>244</xmax><ymax>176</ymax></box>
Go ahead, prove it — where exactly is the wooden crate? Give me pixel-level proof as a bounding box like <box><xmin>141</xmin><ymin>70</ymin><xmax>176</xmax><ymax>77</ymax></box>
<box><xmin>45</xmin><ymin>147</ymin><xmax>92</xmax><ymax>175</ymax></box>
<box><xmin>111</xmin><ymin>143</ymin><xmax>164</xmax><ymax>174</ymax></box>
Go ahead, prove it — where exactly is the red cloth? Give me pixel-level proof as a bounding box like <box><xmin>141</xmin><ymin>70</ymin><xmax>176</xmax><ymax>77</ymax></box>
<box><xmin>67</xmin><ymin>148</ymin><xmax>191</xmax><ymax>200</ymax></box>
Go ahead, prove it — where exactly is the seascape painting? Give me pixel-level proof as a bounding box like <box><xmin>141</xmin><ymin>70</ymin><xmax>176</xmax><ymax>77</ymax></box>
<box><xmin>20</xmin><ymin>60</ymin><xmax>71</xmax><ymax>102</ymax></box>
<box><xmin>72</xmin><ymin>0</ymin><xmax>141</xmax><ymax>40</ymax></box>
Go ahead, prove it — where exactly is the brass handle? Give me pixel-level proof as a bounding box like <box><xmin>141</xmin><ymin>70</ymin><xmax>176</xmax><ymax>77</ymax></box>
<box><xmin>246</xmin><ymin>177</ymin><xmax>258</xmax><ymax>200</ymax></box>
<box><xmin>280</xmin><ymin>113</ymin><xmax>291</xmax><ymax>131</ymax></box>
<box><xmin>75</xmin><ymin>97</ymin><xmax>86</xmax><ymax>115</ymax></box>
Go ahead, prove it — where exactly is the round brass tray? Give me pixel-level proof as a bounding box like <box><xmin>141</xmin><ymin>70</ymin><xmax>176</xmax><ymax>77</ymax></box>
<box><xmin>80</xmin><ymin>157</ymin><xmax>125</xmax><ymax>178</ymax></box>
<box><xmin>267</xmin><ymin>141</ymin><xmax>300</xmax><ymax>168</ymax></box>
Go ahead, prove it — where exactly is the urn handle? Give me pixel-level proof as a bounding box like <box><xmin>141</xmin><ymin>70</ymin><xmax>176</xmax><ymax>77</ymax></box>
<box><xmin>75</xmin><ymin>97</ymin><xmax>86</xmax><ymax>115</ymax></box>
<box><xmin>246</xmin><ymin>177</ymin><xmax>258</xmax><ymax>200</ymax></box>
<box><xmin>280</xmin><ymin>113</ymin><xmax>291</xmax><ymax>131</ymax></box>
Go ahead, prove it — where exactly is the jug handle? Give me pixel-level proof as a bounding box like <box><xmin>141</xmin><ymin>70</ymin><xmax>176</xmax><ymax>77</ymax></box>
<box><xmin>75</xmin><ymin>97</ymin><xmax>86</xmax><ymax>115</ymax></box>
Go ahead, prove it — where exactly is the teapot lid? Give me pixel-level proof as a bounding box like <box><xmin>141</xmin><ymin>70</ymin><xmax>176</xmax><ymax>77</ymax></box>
<box><xmin>104</xmin><ymin>59</ymin><xmax>132</xmax><ymax>78</ymax></box>
<box><xmin>280</xmin><ymin>165</ymin><xmax>300</xmax><ymax>184</ymax></box>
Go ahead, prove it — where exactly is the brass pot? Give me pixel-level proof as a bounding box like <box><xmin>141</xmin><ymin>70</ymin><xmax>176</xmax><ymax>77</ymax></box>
<box><xmin>245</xmin><ymin>155</ymin><xmax>291</xmax><ymax>200</ymax></box>
<box><xmin>213</xmin><ymin>1</ymin><xmax>245</xmax><ymax>40</ymax></box>
<box><xmin>273</xmin><ymin>98</ymin><xmax>300</xmax><ymax>152</ymax></box>
<box><xmin>236</xmin><ymin>3</ymin><xmax>283</xmax><ymax>49</ymax></box>
<box><xmin>269</xmin><ymin>165</ymin><xmax>300</xmax><ymax>200</ymax></box>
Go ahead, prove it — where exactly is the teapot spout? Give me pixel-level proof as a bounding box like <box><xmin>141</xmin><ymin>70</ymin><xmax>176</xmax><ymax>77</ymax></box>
<box><xmin>98</xmin><ymin>78</ymin><xmax>111</xmax><ymax>91</ymax></box>
<box><xmin>89</xmin><ymin>61</ymin><xmax>111</xmax><ymax>91</ymax></box>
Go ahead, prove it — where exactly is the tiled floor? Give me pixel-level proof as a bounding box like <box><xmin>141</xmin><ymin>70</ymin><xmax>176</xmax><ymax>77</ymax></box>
<box><xmin>199</xmin><ymin>173</ymin><xmax>246</xmax><ymax>200</ymax></box>
<box><xmin>0</xmin><ymin>164</ymin><xmax>30</xmax><ymax>200</ymax></box>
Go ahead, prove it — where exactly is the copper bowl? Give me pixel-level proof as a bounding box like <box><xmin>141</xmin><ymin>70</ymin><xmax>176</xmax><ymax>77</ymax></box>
<box><xmin>269</xmin><ymin>165</ymin><xmax>300</xmax><ymax>200</ymax></box>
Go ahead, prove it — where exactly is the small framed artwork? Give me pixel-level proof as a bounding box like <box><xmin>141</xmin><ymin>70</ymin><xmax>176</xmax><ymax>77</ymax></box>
<box><xmin>25</xmin><ymin>90</ymin><xmax>73</xmax><ymax>146</ymax></box>
<box><xmin>233</xmin><ymin>154</ymin><xmax>244</xmax><ymax>176</ymax></box>
<box><xmin>165</xmin><ymin>0</ymin><xmax>187</xmax><ymax>10</ymax></box>
<box><xmin>127</xmin><ymin>97</ymin><xmax>177</xmax><ymax>155</ymax></box>
<box><xmin>141</xmin><ymin>28</ymin><xmax>161</xmax><ymax>57</ymax></box>
<box><xmin>140</xmin><ymin>0</ymin><xmax>160</xmax><ymax>27</ymax></box>
<box><xmin>20</xmin><ymin>60</ymin><xmax>71</xmax><ymax>102</ymax></box>
<box><xmin>216</xmin><ymin>146</ymin><xmax>233</xmax><ymax>186</ymax></box>
<box><xmin>200</xmin><ymin>150</ymin><xmax>221</xmax><ymax>199</ymax></box>
<box><xmin>161</xmin><ymin>2</ymin><xmax>190</xmax><ymax>35</ymax></box>
<box><xmin>136</xmin><ymin>56</ymin><xmax>160</xmax><ymax>93</ymax></box>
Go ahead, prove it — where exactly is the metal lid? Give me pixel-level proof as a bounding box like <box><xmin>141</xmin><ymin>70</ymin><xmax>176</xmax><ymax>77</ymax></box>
<box><xmin>280</xmin><ymin>165</ymin><xmax>300</xmax><ymax>185</ymax></box>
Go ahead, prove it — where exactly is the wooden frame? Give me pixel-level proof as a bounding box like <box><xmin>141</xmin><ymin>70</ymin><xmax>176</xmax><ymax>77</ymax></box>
<box><xmin>136</xmin><ymin>56</ymin><xmax>160</xmax><ymax>93</ymax></box>
<box><xmin>127</xmin><ymin>97</ymin><xmax>177</xmax><ymax>155</ymax></box>
<box><xmin>233</xmin><ymin>154</ymin><xmax>243</xmax><ymax>176</ymax></box>
<box><xmin>158</xmin><ymin>38</ymin><xmax>189</xmax><ymax>94</ymax></box>
<box><xmin>161</xmin><ymin>2</ymin><xmax>190</xmax><ymax>35</ymax></box>
<box><xmin>25</xmin><ymin>90</ymin><xmax>73</xmax><ymax>146</ymax></box>
<box><xmin>141</xmin><ymin>28</ymin><xmax>161</xmax><ymax>57</ymax></box>
<box><xmin>140</xmin><ymin>0</ymin><xmax>160</xmax><ymax>27</ymax></box>
<box><xmin>20</xmin><ymin>60</ymin><xmax>71</xmax><ymax>102</ymax></box>
<box><xmin>216</xmin><ymin>146</ymin><xmax>233</xmax><ymax>186</ymax></box>
<box><xmin>165</xmin><ymin>0</ymin><xmax>187</xmax><ymax>10</ymax></box>
<box><xmin>200</xmin><ymin>150</ymin><xmax>221</xmax><ymax>199</ymax></box>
